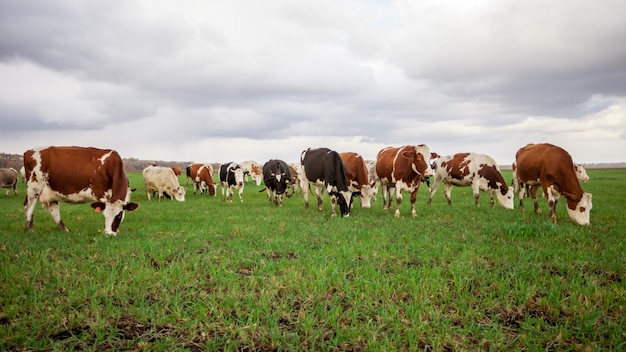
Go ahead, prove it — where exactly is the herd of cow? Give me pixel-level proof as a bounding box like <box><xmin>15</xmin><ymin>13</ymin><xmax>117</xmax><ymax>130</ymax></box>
<box><xmin>0</xmin><ymin>142</ymin><xmax>592</xmax><ymax>236</ymax></box>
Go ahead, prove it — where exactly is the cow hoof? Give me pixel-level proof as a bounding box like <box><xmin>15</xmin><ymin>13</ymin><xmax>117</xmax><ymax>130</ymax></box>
<box><xmin>394</xmin><ymin>210</ymin><xmax>400</xmax><ymax>218</ymax></box>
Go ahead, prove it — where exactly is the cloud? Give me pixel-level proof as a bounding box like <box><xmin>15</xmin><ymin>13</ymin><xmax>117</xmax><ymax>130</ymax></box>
<box><xmin>0</xmin><ymin>0</ymin><xmax>625</xmax><ymax>165</ymax></box>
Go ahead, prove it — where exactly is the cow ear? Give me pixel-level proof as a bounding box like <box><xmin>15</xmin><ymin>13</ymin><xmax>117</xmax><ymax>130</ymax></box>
<box><xmin>124</xmin><ymin>202</ymin><xmax>140</xmax><ymax>211</ymax></box>
<box><xmin>351</xmin><ymin>191</ymin><xmax>361</xmax><ymax>198</ymax></box>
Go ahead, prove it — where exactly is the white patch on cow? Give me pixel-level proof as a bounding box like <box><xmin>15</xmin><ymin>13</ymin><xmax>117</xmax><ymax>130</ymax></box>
<box><xmin>98</xmin><ymin>151</ymin><xmax>112</xmax><ymax>165</ymax></box>
<box><xmin>567</xmin><ymin>192</ymin><xmax>592</xmax><ymax>225</ymax></box>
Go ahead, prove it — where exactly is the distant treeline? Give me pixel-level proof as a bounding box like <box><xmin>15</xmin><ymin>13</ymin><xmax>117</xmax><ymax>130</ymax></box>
<box><xmin>0</xmin><ymin>153</ymin><xmax>220</xmax><ymax>173</ymax></box>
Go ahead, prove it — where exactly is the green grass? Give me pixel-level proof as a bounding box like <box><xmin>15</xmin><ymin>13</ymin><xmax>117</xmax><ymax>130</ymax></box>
<box><xmin>1</xmin><ymin>169</ymin><xmax>624</xmax><ymax>351</ymax></box>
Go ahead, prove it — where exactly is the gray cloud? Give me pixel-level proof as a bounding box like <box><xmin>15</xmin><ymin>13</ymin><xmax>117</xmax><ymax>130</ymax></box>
<box><xmin>1</xmin><ymin>0</ymin><xmax>625</xmax><ymax>164</ymax></box>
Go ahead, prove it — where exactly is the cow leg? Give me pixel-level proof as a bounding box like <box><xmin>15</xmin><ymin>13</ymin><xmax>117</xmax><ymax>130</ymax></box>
<box><xmin>394</xmin><ymin>188</ymin><xmax>403</xmax><ymax>218</ymax></box>
<box><xmin>530</xmin><ymin>186</ymin><xmax>542</xmax><ymax>215</ymax></box>
<box><xmin>330</xmin><ymin>194</ymin><xmax>338</xmax><ymax>217</ymax></box>
<box><xmin>47</xmin><ymin>201</ymin><xmax>69</xmax><ymax>231</ymax></box>
<box><xmin>238</xmin><ymin>186</ymin><xmax>244</xmax><ymax>202</ymax></box>
<box><xmin>302</xmin><ymin>179</ymin><xmax>310</xmax><ymax>209</ymax></box>
<box><xmin>517</xmin><ymin>182</ymin><xmax>526</xmax><ymax>211</ymax></box>
<box><xmin>381</xmin><ymin>184</ymin><xmax>389</xmax><ymax>209</ymax></box>
<box><xmin>315</xmin><ymin>185</ymin><xmax>324</xmax><ymax>211</ymax></box>
<box><xmin>24</xmin><ymin>195</ymin><xmax>37</xmax><ymax>232</ymax></box>
<box><xmin>547</xmin><ymin>185</ymin><xmax>559</xmax><ymax>224</ymax></box>
<box><xmin>426</xmin><ymin>179</ymin><xmax>440</xmax><ymax>206</ymax></box>
<box><xmin>488</xmin><ymin>189</ymin><xmax>495</xmax><ymax>208</ymax></box>
<box><xmin>443</xmin><ymin>183</ymin><xmax>454</xmax><ymax>206</ymax></box>
<box><xmin>409</xmin><ymin>188</ymin><xmax>418</xmax><ymax>218</ymax></box>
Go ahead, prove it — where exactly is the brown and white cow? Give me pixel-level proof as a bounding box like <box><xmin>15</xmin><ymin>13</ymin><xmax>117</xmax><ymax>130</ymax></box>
<box><xmin>512</xmin><ymin>161</ymin><xmax>589</xmax><ymax>198</ymax></box>
<box><xmin>427</xmin><ymin>153</ymin><xmax>514</xmax><ymax>209</ymax></box>
<box><xmin>219</xmin><ymin>162</ymin><xmax>245</xmax><ymax>202</ymax></box>
<box><xmin>286</xmin><ymin>163</ymin><xmax>303</xmax><ymax>197</ymax></box>
<box><xmin>300</xmin><ymin>147</ymin><xmax>358</xmax><ymax>217</ymax></box>
<box><xmin>142</xmin><ymin>165</ymin><xmax>186</xmax><ymax>201</ymax></box>
<box><xmin>339</xmin><ymin>152</ymin><xmax>377</xmax><ymax>208</ymax></box>
<box><xmin>376</xmin><ymin>145</ymin><xmax>434</xmax><ymax>218</ymax></box>
<box><xmin>187</xmin><ymin>163</ymin><xmax>217</xmax><ymax>196</ymax></box>
<box><xmin>514</xmin><ymin>143</ymin><xmax>592</xmax><ymax>225</ymax></box>
<box><xmin>0</xmin><ymin>167</ymin><xmax>18</xmax><ymax>196</ymax></box>
<box><xmin>240</xmin><ymin>160</ymin><xmax>263</xmax><ymax>186</ymax></box>
<box><xmin>171</xmin><ymin>166</ymin><xmax>182</xmax><ymax>177</ymax></box>
<box><xmin>23</xmin><ymin>146</ymin><xmax>139</xmax><ymax>236</ymax></box>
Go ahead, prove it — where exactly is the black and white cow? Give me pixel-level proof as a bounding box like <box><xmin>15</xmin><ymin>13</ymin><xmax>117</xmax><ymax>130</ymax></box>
<box><xmin>261</xmin><ymin>159</ymin><xmax>291</xmax><ymax>207</ymax></box>
<box><xmin>300</xmin><ymin>147</ymin><xmax>358</xmax><ymax>217</ymax></box>
<box><xmin>219</xmin><ymin>162</ymin><xmax>245</xmax><ymax>202</ymax></box>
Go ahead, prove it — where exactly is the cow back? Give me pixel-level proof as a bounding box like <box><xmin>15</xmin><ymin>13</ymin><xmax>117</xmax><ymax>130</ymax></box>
<box><xmin>25</xmin><ymin>146</ymin><xmax>129</xmax><ymax>201</ymax></box>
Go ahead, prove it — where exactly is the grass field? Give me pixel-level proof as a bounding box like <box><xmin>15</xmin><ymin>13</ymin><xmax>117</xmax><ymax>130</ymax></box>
<box><xmin>1</xmin><ymin>168</ymin><xmax>624</xmax><ymax>351</ymax></box>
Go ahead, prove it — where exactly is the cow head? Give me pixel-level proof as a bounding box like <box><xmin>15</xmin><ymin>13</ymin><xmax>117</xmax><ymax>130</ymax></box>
<box><xmin>357</xmin><ymin>183</ymin><xmax>377</xmax><ymax>208</ymax></box>
<box><xmin>91</xmin><ymin>199</ymin><xmax>139</xmax><ymax>236</ymax></box>
<box><xmin>208</xmin><ymin>183</ymin><xmax>217</xmax><ymax>196</ymax></box>
<box><xmin>496</xmin><ymin>186</ymin><xmax>515</xmax><ymax>209</ymax></box>
<box><xmin>565</xmin><ymin>192</ymin><xmax>592</xmax><ymax>225</ymax></box>
<box><xmin>171</xmin><ymin>186</ymin><xmax>186</xmax><ymax>201</ymax></box>
<box><xmin>403</xmin><ymin>145</ymin><xmax>433</xmax><ymax>178</ymax></box>
<box><xmin>331</xmin><ymin>190</ymin><xmax>361</xmax><ymax>217</ymax></box>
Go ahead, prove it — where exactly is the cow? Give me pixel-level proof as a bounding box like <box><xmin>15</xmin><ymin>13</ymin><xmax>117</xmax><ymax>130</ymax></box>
<box><xmin>219</xmin><ymin>162</ymin><xmax>245</xmax><ymax>202</ymax></box>
<box><xmin>0</xmin><ymin>167</ymin><xmax>18</xmax><ymax>196</ymax></box>
<box><xmin>512</xmin><ymin>161</ymin><xmax>589</xmax><ymax>198</ymax></box>
<box><xmin>260</xmin><ymin>159</ymin><xmax>292</xmax><ymax>207</ymax></box>
<box><xmin>287</xmin><ymin>163</ymin><xmax>305</xmax><ymax>196</ymax></box>
<box><xmin>142</xmin><ymin>165</ymin><xmax>186</xmax><ymax>201</ymax></box>
<box><xmin>240</xmin><ymin>160</ymin><xmax>263</xmax><ymax>186</ymax></box>
<box><xmin>300</xmin><ymin>147</ymin><xmax>358</xmax><ymax>217</ymax></box>
<box><xmin>171</xmin><ymin>166</ymin><xmax>182</xmax><ymax>177</ymax></box>
<box><xmin>0</xmin><ymin>167</ymin><xmax>17</xmax><ymax>197</ymax></box>
<box><xmin>187</xmin><ymin>163</ymin><xmax>217</xmax><ymax>196</ymax></box>
<box><xmin>364</xmin><ymin>160</ymin><xmax>380</xmax><ymax>202</ymax></box>
<box><xmin>339</xmin><ymin>152</ymin><xmax>377</xmax><ymax>208</ymax></box>
<box><xmin>426</xmin><ymin>153</ymin><xmax>514</xmax><ymax>209</ymax></box>
<box><xmin>375</xmin><ymin>145</ymin><xmax>434</xmax><ymax>218</ymax></box>
<box><xmin>514</xmin><ymin>143</ymin><xmax>592</xmax><ymax>225</ymax></box>
<box><xmin>23</xmin><ymin>146</ymin><xmax>139</xmax><ymax>236</ymax></box>
<box><xmin>575</xmin><ymin>164</ymin><xmax>589</xmax><ymax>182</ymax></box>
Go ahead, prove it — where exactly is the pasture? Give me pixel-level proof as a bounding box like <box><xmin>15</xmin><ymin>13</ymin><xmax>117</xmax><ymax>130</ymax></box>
<box><xmin>1</xmin><ymin>168</ymin><xmax>624</xmax><ymax>351</ymax></box>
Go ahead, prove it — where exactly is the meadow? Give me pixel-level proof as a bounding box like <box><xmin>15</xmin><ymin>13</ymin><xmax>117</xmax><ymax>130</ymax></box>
<box><xmin>0</xmin><ymin>168</ymin><xmax>624</xmax><ymax>351</ymax></box>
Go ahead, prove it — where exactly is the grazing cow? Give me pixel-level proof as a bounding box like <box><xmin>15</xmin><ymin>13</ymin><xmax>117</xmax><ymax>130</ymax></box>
<box><xmin>287</xmin><ymin>163</ymin><xmax>304</xmax><ymax>197</ymax></box>
<box><xmin>0</xmin><ymin>167</ymin><xmax>18</xmax><ymax>196</ymax></box>
<box><xmin>171</xmin><ymin>166</ymin><xmax>182</xmax><ymax>177</ymax></box>
<box><xmin>376</xmin><ymin>145</ymin><xmax>434</xmax><ymax>218</ymax></box>
<box><xmin>219</xmin><ymin>162</ymin><xmax>245</xmax><ymax>202</ymax></box>
<box><xmin>364</xmin><ymin>160</ymin><xmax>380</xmax><ymax>202</ymax></box>
<box><xmin>187</xmin><ymin>163</ymin><xmax>217</xmax><ymax>196</ymax></box>
<box><xmin>339</xmin><ymin>152</ymin><xmax>377</xmax><ymax>208</ymax></box>
<box><xmin>261</xmin><ymin>159</ymin><xmax>292</xmax><ymax>207</ymax></box>
<box><xmin>427</xmin><ymin>153</ymin><xmax>514</xmax><ymax>209</ymax></box>
<box><xmin>512</xmin><ymin>161</ymin><xmax>589</xmax><ymax>197</ymax></box>
<box><xmin>240</xmin><ymin>160</ymin><xmax>263</xmax><ymax>186</ymax></box>
<box><xmin>300</xmin><ymin>147</ymin><xmax>358</xmax><ymax>217</ymax></box>
<box><xmin>142</xmin><ymin>165</ymin><xmax>186</xmax><ymax>201</ymax></box>
<box><xmin>575</xmin><ymin>164</ymin><xmax>589</xmax><ymax>182</ymax></box>
<box><xmin>514</xmin><ymin>143</ymin><xmax>592</xmax><ymax>225</ymax></box>
<box><xmin>23</xmin><ymin>146</ymin><xmax>139</xmax><ymax>236</ymax></box>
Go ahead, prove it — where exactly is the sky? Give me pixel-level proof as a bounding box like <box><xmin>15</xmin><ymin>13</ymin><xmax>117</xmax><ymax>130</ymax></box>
<box><xmin>1</xmin><ymin>0</ymin><xmax>625</xmax><ymax>165</ymax></box>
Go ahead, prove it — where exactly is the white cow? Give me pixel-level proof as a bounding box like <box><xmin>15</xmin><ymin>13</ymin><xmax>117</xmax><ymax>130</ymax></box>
<box><xmin>239</xmin><ymin>160</ymin><xmax>263</xmax><ymax>186</ymax></box>
<box><xmin>142</xmin><ymin>165</ymin><xmax>186</xmax><ymax>201</ymax></box>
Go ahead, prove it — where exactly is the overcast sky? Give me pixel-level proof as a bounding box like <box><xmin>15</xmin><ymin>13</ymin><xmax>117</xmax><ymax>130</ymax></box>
<box><xmin>1</xmin><ymin>0</ymin><xmax>625</xmax><ymax>165</ymax></box>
